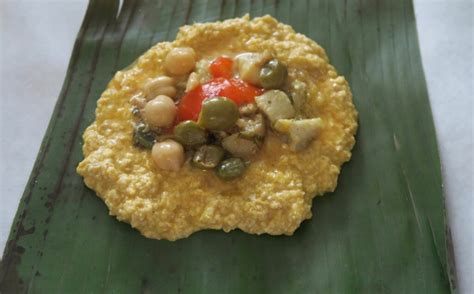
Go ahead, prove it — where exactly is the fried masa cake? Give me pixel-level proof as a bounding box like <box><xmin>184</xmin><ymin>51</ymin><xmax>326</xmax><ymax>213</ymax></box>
<box><xmin>77</xmin><ymin>15</ymin><xmax>358</xmax><ymax>241</ymax></box>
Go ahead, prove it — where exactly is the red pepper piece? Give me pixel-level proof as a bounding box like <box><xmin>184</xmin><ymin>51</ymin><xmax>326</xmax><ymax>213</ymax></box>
<box><xmin>209</xmin><ymin>56</ymin><xmax>234</xmax><ymax>79</ymax></box>
<box><xmin>177</xmin><ymin>77</ymin><xmax>263</xmax><ymax>122</ymax></box>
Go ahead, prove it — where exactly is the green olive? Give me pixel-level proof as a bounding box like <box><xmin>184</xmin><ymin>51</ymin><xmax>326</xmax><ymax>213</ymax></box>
<box><xmin>174</xmin><ymin>120</ymin><xmax>207</xmax><ymax>146</ymax></box>
<box><xmin>198</xmin><ymin>97</ymin><xmax>239</xmax><ymax>131</ymax></box>
<box><xmin>259</xmin><ymin>59</ymin><xmax>287</xmax><ymax>89</ymax></box>
<box><xmin>133</xmin><ymin>122</ymin><xmax>156</xmax><ymax>149</ymax></box>
<box><xmin>191</xmin><ymin>145</ymin><xmax>225</xmax><ymax>169</ymax></box>
<box><xmin>215</xmin><ymin>158</ymin><xmax>246</xmax><ymax>181</ymax></box>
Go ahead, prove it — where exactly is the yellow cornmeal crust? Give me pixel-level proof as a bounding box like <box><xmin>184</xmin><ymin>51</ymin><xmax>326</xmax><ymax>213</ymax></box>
<box><xmin>77</xmin><ymin>15</ymin><xmax>358</xmax><ymax>241</ymax></box>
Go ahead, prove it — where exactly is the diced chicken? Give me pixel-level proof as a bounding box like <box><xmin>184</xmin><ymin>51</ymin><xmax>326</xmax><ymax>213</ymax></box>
<box><xmin>238</xmin><ymin>103</ymin><xmax>258</xmax><ymax>116</ymax></box>
<box><xmin>235</xmin><ymin>52</ymin><xmax>271</xmax><ymax>86</ymax></box>
<box><xmin>274</xmin><ymin>118</ymin><xmax>323</xmax><ymax>151</ymax></box>
<box><xmin>255</xmin><ymin>90</ymin><xmax>295</xmax><ymax>123</ymax></box>
<box><xmin>195</xmin><ymin>59</ymin><xmax>212</xmax><ymax>80</ymax></box>
<box><xmin>236</xmin><ymin>114</ymin><xmax>266</xmax><ymax>138</ymax></box>
<box><xmin>185</xmin><ymin>72</ymin><xmax>200</xmax><ymax>92</ymax></box>
<box><xmin>185</xmin><ymin>59</ymin><xmax>212</xmax><ymax>92</ymax></box>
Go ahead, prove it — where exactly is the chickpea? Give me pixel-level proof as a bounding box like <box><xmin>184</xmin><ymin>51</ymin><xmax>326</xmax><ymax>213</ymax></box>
<box><xmin>143</xmin><ymin>76</ymin><xmax>177</xmax><ymax>100</ymax></box>
<box><xmin>142</xmin><ymin>95</ymin><xmax>177</xmax><ymax>128</ymax></box>
<box><xmin>155</xmin><ymin>85</ymin><xmax>177</xmax><ymax>98</ymax></box>
<box><xmin>164</xmin><ymin>47</ymin><xmax>196</xmax><ymax>75</ymax></box>
<box><xmin>152</xmin><ymin>140</ymin><xmax>185</xmax><ymax>171</ymax></box>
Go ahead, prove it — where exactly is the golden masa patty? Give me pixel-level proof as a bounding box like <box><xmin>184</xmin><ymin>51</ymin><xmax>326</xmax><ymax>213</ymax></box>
<box><xmin>77</xmin><ymin>15</ymin><xmax>358</xmax><ymax>241</ymax></box>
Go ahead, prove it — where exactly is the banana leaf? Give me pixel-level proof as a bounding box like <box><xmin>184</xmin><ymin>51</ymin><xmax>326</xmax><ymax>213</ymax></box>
<box><xmin>0</xmin><ymin>0</ymin><xmax>457</xmax><ymax>293</ymax></box>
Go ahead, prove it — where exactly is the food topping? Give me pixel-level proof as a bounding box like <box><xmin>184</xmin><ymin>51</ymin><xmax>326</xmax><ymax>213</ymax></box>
<box><xmin>191</xmin><ymin>145</ymin><xmax>225</xmax><ymax>169</ymax></box>
<box><xmin>142</xmin><ymin>95</ymin><xmax>177</xmax><ymax>128</ymax></box>
<box><xmin>143</xmin><ymin>76</ymin><xmax>177</xmax><ymax>100</ymax></box>
<box><xmin>209</xmin><ymin>56</ymin><xmax>234</xmax><ymax>78</ymax></box>
<box><xmin>164</xmin><ymin>47</ymin><xmax>196</xmax><ymax>75</ymax></box>
<box><xmin>255</xmin><ymin>90</ymin><xmax>295</xmax><ymax>123</ymax></box>
<box><xmin>130</xmin><ymin>94</ymin><xmax>147</xmax><ymax>108</ymax></box>
<box><xmin>198</xmin><ymin>97</ymin><xmax>239</xmax><ymax>131</ymax></box>
<box><xmin>222</xmin><ymin>134</ymin><xmax>259</xmax><ymax>159</ymax></box>
<box><xmin>215</xmin><ymin>158</ymin><xmax>246</xmax><ymax>181</ymax></box>
<box><xmin>260</xmin><ymin>59</ymin><xmax>287</xmax><ymax>89</ymax></box>
<box><xmin>130</xmin><ymin>52</ymin><xmax>322</xmax><ymax>177</ymax></box>
<box><xmin>274</xmin><ymin>118</ymin><xmax>323</xmax><ymax>151</ymax></box>
<box><xmin>238</xmin><ymin>103</ymin><xmax>258</xmax><ymax>115</ymax></box>
<box><xmin>173</xmin><ymin>120</ymin><xmax>207</xmax><ymax>146</ymax></box>
<box><xmin>133</xmin><ymin>122</ymin><xmax>156</xmax><ymax>149</ymax></box>
<box><xmin>177</xmin><ymin>77</ymin><xmax>262</xmax><ymax>121</ymax></box>
<box><xmin>152</xmin><ymin>140</ymin><xmax>185</xmax><ymax>171</ymax></box>
<box><xmin>185</xmin><ymin>72</ymin><xmax>201</xmax><ymax>92</ymax></box>
<box><xmin>236</xmin><ymin>113</ymin><xmax>265</xmax><ymax>138</ymax></box>
<box><xmin>235</xmin><ymin>52</ymin><xmax>271</xmax><ymax>86</ymax></box>
<box><xmin>131</xmin><ymin>107</ymin><xmax>141</xmax><ymax>117</ymax></box>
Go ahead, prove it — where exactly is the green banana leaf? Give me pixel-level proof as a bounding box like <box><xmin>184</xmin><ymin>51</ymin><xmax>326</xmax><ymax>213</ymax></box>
<box><xmin>0</xmin><ymin>0</ymin><xmax>457</xmax><ymax>293</ymax></box>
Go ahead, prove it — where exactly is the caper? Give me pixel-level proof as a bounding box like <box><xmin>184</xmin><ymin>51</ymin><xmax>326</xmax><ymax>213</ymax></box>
<box><xmin>198</xmin><ymin>97</ymin><xmax>239</xmax><ymax>131</ymax></box>
<box><xmin>174</xmin><ymin>120</ymin><xmax>207</xmax><ymax>146</ymax></box>
<box><xmin>131</xmin><ymin>107</ymin><xmax>141</xmax><ymax>117</ymax></box>
<box><xmin>135</xmin><ymin>122</ymin><xmax>150</xmax><ymax>133</ymax></box>
<box><xmin>215</xmin><ymin>158</ymin><xmax>246</xmax><ymax>181</ymax></box>
<box><xmin>133</xmin><ymin>122</ymin><xmax>156</xmax><ymax>149</ymax></box>
<box><xmin>191</xmin><ymin>145</ymin><xmax>225</xmax><ymax>169</ymax></box>
<box><xmin>259</xmin><ymin>59</ymin><xmax>287</xmax><ymax>89</ymax></box>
